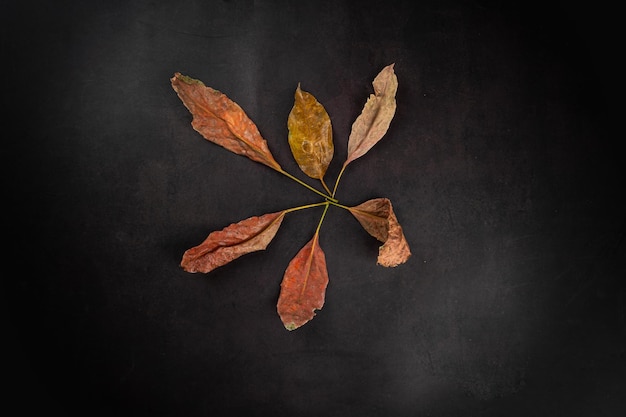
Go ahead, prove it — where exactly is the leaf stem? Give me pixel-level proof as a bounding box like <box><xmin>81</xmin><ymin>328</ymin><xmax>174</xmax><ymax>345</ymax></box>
<box><xmin>327</xmin><ymin>200</ymin><xmax>351</xmax><ymax>211</ymax></box>
<box><xmin>284</xmin><ymin>201</ymin><xmax>328</xmax><ymax>214</ymax></box>
<box><xmin>314</xmin><ymin>201</ymin><xmax>331</xmax><ymax>236</ymax></box>
<box><xmin>279</xmin><ymin>169</ymin><xmax>338</xmax><ymax>203</ymax></box>
<box><xmin>331</xmin><ymin>164</ymin><xmax>347</xmax><ymax>198</ymax></box>
<box><xmin>320</xmin><ymin>177</ymin><xmax>332</xmax><ymax>196</ymax></box>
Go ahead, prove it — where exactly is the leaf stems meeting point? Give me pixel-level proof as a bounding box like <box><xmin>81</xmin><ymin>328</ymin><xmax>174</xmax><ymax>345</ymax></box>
<box><xmin>284</xmin><ymin>200</ymin><xmax>353</xmax><ymax>215</ymax></box>
<box><xmin>327</xmin><ymin>200</ymin><xmax>350</xmax><ymax>211</ymax></box>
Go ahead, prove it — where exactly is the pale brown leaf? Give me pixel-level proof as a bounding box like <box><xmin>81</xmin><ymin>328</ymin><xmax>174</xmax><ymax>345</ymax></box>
<box><xmin>276</xmin><ymin>234</ymin><xmax>329</xmax><ymax>330</ymax></box>
<box><xmin>348</xmin><ymin>198</ymin><xmax>411</xmax><ymax>267</ymax></box>
<box><xmin>171</xmin><ymin>73</ymin><xmax>282</xmax><ymax>171</ymax></box>
<box><xmin>181</xmin><ymin>211</ymin><xmax>286</xmax><ymax>273</ymax></box>
<box><xmin>344</xmin><ymin>64</ymin><xmax>398</xmax><ymax>167</ymax></box>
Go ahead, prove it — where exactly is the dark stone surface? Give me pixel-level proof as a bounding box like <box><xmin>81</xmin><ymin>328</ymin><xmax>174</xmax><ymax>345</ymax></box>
<box><xmin>3</xmin><ymin>1</ymin><xmax>623</xmax><ymax>416</ymax></box>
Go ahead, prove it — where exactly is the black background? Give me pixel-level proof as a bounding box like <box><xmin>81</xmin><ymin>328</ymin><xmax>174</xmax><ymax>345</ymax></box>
<box><xmin>3</xmin><ymin>1</ymin><xmax>624</xmax><ymax>416</ymax></box>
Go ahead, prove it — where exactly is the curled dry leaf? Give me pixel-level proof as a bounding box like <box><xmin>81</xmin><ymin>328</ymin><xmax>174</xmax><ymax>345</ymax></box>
<box><xmin>171</xmin><ymin>73</ymin><xmax>282</xmax><ymax>171</ymax></box>
<box><xmin>181</xmin><ymin>211</ymin><xmax>286</xmax><ymax>273</ymax></box>
<box><xmin>344</xmin><ymin>64</ymin><xmax>398</xmax><ymax>168</ymax></box>
<box><xmin>287</xmin><ymin>84</ymin><xmax>334</xmax><ymax>180</ymax></box>
<box><xmin>348</xmin><ymin>198</ymin><xmax>411</xmax><ymax>267</ymax></box>
<box><xmin>277</xmin><ymin>234</ymin><xmax>329</xmax><ymax>330</ymax></box>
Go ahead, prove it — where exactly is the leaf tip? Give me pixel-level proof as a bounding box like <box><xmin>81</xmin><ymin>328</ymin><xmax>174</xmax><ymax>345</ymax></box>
<box><xmin>295</xmin><ymin>82</ymin><xmax>304</xmax><ymax>99</ymax></box>
<box><xmin>172</xmin><ymin>73</ymin><xmax>205</xmax><ymax>86</ymax></box>
<box><xmin>383</xmin><ymin>63</ymin><xmax>396</xmax><ymax>73</ymax></box>
<box><xmin>284</xmin><ymin>322</ymin><xmax>298</xmax><ymax>331</ymax></box>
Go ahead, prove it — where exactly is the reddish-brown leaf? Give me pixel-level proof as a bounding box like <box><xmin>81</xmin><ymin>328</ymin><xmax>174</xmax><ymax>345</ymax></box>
<box><xmin>171</xmin><ymin>73</ymin><xmax>282</xmax><ymax>171</ymax></box>
<box><xmin>181</xmin><ymin>211</ymin><xmax>286</xmax><ymax>273</ymax></box>
<box><xmin>348</xmin><ymin>198</ymin><xmax>411</xmax><ymax>267</ymax></box>
<box><xmin>344</xmin><ymin>64</ymin><xmax>398</xmax><ymax>168</ymax></box>
<box><xmin>277</xmin><ymin>234</ymin><xmax>329</xmax><ymax>330</ymax></box>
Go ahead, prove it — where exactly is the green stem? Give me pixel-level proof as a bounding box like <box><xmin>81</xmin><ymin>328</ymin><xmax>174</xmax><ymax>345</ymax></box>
<box><xmin>320</xmin><ymin>177</ymin><xmax>332</xmax><ymax>196</ymax></box>
<box><xmin>327</xmin><ymin>200</ymin><xmax>351</xmax><ymax>211</ymax></box>
<box><xmin>284</xmin><ymin>201</ymin><xmax>328</xmax><ymax>214</ymax></box>
<box><xmin>279</xmin><ymin>169</ymin><xmax>338</xmax><ymax>203</ymax></box>
<box><xmin>331</xmin><ymin>164</ymin><xmax>347</xmax><ymax>198</ymax></box>
<box><xmin>314</xmin><ymin>201</ymin><xmax>331</xmax><ymax>236</ymax></box>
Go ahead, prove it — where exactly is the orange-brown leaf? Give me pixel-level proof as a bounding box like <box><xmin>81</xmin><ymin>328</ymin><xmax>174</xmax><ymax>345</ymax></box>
<box><xmin>344</xmin><ymin>64</ymin><xmax>398</xmax><ymax>168</ymax></box>
<box><xmin>277</xmin><ymin>235</ymin><xmax>329</xmax><ymax>330</ymax></box>
<box><xmin>348</xmin><ymin>198</ymin><xmax>411</xmax><ymax>267</ymax></box>
<box><xmin>181</xmin><ymin>211</ymin><xmax>286</xmax><ymax>273</ymax></box>
<box><xmin>171</xmin><ymin>73</ymin><xmax>282</xmax><ymax>171</ymax></box>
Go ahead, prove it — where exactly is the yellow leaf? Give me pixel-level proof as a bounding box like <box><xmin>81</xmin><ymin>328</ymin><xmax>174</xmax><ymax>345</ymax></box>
<box><xmin>287</xmin><ymin>84</ymin><xmax>334</xmax><ymax>180</ymax></box>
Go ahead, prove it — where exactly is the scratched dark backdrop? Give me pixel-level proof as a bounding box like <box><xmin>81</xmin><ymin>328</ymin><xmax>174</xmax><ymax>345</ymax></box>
<box><xmin>3</xmin><ymin>0</ymin><xmax>624</xmax><ymax>416</ymax></box>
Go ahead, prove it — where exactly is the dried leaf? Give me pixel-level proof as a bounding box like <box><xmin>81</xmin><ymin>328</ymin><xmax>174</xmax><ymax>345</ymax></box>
<box><xmin>344</xmin><ymin>64</ymin><xmax>398</xmax><ymax>167</ymax></box>
<box><xmin>277</xmin><ymin>234</ymin><xmax>329</xmax><ymax>330</ymax></box>
<box><xmin>173</xmin><ymin>65</ymin><xmax>411</xmax><ymax>330</ymax></box>
<box><xmin>171</xmin><ymin>73</ymin><xmax>282</xmax><ymax>171</ymax></box>
<box><xmin>287</xmin><ymin>84</ymin><xmax>334</xmax><ymax>180</ymax></box>
<box><xmin>181</xmin><ymin>211</ymin><xmax>286</xmax><ymax>273</ymax></box>
<box><xmin>348</xmin><ymin>198</ymin><xmax>411</xmax><ymax>267</ymax></box>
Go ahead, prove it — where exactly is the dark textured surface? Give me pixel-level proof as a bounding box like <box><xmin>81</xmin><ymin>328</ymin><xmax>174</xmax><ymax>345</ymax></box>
<box><xmin>3</xmin><ymin>1</ymin><xmax>624</xmax><ymax>416</ymax></box>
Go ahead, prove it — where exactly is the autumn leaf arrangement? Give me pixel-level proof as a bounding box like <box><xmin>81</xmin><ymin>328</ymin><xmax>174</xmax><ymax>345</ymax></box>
<box><xmin>171</xmin><ymin>64</ymin><xmax>410</xmax><ymax>330</ymax></box>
